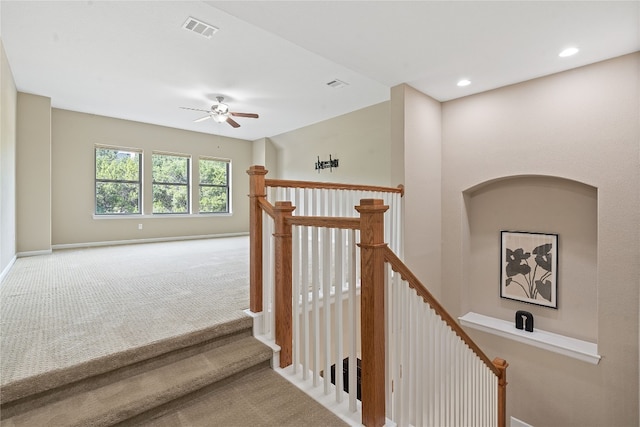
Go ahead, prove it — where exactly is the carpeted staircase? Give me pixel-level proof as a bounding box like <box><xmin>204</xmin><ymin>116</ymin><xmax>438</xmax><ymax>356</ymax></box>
<box><xmin>0</xmin><ymin>317</ymin><xmax>347</xmax><ymax>426</ymax></box>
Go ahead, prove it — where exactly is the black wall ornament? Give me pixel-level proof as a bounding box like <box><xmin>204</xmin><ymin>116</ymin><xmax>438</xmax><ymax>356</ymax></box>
<box><xmin>515</xmin><ymin>310</ymin><xmax>534</xmax><ymax>332</ymax></box>
<box><xmin>315</xmin><ymin>155</ymin><xmax>339</xmax><ymax>172</ymax></box>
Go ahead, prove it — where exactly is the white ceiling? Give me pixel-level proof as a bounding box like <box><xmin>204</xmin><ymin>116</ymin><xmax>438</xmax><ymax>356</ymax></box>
<box><xmin>1</xmin><ymin>1</ymin><xmax>638</xmax><ymax>142</ymax></box>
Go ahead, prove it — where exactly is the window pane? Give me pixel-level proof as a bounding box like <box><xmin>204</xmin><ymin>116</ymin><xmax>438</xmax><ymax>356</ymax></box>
<box><xmin>153</xmin><ymin>184</ymin><xmax>188</xmax><ymax>213</ymax></box>
<box><xmin>153</xmin><ymin>154</ymin><xmax>188</xmax><ymax>184</ymax></box>
<box><xmin>199</xmin><ymin>159</ymin><xmax>228</xmax><ymax>185</ymax></box>
<box><xmin>152</xmin><ymin>153</ymin><xmax>190</xmax><ymax>214</ymax></box>
<box><xmin>96</xmin><ymin>148</ymin><xmax>139</xmax><ymax>181</ymax></box>
<box><xmin>96</xmin><ymin>182</ymin><xmax>140</xmax><ymax>214</ymax></box>
<box><xmin>199</xmin><ymin>186</ymin><xmax>228</xmax><ymax>213</ymax></box>
<box><xmin>95</xmin><ymin>147</ymin><xmax>141</xmax><ymax>215</ymax></box>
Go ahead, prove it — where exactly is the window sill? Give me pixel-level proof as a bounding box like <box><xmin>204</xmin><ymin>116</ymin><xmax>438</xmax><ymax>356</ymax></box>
<box><xmin>458</xmin><ymin>312</ymin><xmax>601</xmax><ymax>365</ymax></box>
<box><xmin>93</xmin><ymin>213</ymin><xmax>232</xmax><ymax>219</ymax></box>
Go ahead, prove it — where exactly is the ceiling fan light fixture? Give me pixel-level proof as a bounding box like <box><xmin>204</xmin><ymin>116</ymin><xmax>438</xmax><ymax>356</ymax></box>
<box><xmin>213</xmin><ymin>103</ymin><xmax>229</xmax><ymax>115</ymax></box>
<box><xmin>211</xmin><ymin>113</ymin><xmax>228</xmax><ymax>123</ymax></box>
<box><xmin>211</xmin><ymin>97</ymin><xmax>230</xmax><ymax>122</ymax></box>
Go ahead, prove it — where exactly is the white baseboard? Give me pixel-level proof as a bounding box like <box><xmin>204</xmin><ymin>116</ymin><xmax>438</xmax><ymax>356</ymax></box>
<box><xmin>511</xmin><ymin>416</ymin><xmax>534</xmax><ymax>427</ymax></box>
<box><xmin>16</xmin><ymin>249</ymin><xmax>52</xmax><ymax>258</ymax></box>
<box><xmin>0</xmin><ymin>256</ymin><xmax>17</xmax><ymax>282</ymax></box>
<box><xmin>51</xmin><ymin>232</ymin><xmax>249</xmax><ymax>250</ymax></box>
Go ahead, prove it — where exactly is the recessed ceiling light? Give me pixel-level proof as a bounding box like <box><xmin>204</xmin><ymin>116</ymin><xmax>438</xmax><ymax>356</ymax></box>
<box><xmin>457</xmin><ymin>79</ymin><xmax>471</xmax><ymax>87</ymax></box>
<box><xmin>559</xmin><ymin>47</ymin><xmax>579</xmax><ymax>57</ymax></box>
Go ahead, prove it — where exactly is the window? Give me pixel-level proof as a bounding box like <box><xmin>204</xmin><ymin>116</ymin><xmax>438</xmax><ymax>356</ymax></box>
<box><xmin>95</xmin><ymin>147</ymin><xmax>141</xmax><ymax>215</ymax></box>
<box><xmin>152</xmin><ymin>153</ymin><xmax>190</xmax><ymax>214</ymax></box>
<box><xmin>199</xmin><ymin>158</ymin><xmax>230</xmax><ymax>213</ymax></box>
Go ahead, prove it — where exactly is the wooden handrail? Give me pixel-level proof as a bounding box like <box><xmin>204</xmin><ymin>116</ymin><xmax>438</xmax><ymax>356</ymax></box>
<box><xmin>258</xmin><ymin>197</ymin><xmax>275</xmax><ymax>218</ymax></box>
<box><xmin>287</xmin><ymin>216</ymin><xmax>360</xmax><ymax>230</ymax></box>
<box><xmin>383</xmin><ymin>247</ymin><xmax>501</xmax><ymax>377</ymax></box>
<box><xmin>266</xmin><ymin>178</ymin><xmax>404</xmax><ymax>196</ymax></box>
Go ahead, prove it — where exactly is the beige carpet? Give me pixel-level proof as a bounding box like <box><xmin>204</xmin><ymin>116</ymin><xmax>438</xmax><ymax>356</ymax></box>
<box><xmin>136</xmin><ymin>367</ymin><xmax>348</xmax><ymax>427</ymax></box>
<box><xmin>0</xmin><ymin>236</ymin><xmax>250</xmax><ymax>388</ymax></box>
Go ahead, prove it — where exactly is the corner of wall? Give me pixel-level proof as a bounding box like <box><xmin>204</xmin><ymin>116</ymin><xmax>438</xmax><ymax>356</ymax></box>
<box><xmin>392</xmin><ymin>84</ymin><xmax>444</xmax><ymax>299</ymax></box>
<box><xmin>0</xmin><ymin>38</ymin><xmax>18</xmax><ymax>272</ymax></box>
<box><xmin>16</xmin><ymin>92</ymin><xmax>52</xmax><ymax>253</ymax></box>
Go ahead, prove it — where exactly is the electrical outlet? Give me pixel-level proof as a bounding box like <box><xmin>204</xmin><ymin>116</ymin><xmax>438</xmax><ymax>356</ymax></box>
<box><xmin>138</xmin><ymin>224</ymin><xmax>143</xmax><ymax>230</ymax></box>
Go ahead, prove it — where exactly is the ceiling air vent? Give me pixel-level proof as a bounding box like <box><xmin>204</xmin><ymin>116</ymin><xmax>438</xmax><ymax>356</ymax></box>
<box><xmin>183</xmin><ymin>17</ymin><xmax>218</xmax><ymax>39</ymax></box>
<box><xmin>326</xmin><ymin>79</ymin><xmax>349</xmax><ymax>89</ymax></box>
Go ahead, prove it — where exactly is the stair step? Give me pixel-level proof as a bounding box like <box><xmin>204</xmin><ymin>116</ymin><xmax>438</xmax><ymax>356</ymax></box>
<box><xmin>135</xmin><ymin>366</ymin><xmax>349</xmax><ymax>427</ymax></box>
<box><xmin>1</xmin><ymin>317</ymin><xmax>254</xmax><ymax>419</ymax></box>
<box><xmin>1</xmin><ymin>316</ymin><xmax>254</xmax><ymax>408</ymax></box>
<box><xmin>2</xmin><ymin>336</ymin><xmax>272</xmax><ymax>427</ymax></box>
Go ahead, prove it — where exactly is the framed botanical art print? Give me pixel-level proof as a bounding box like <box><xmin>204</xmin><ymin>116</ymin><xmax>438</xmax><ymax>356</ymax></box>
<box><xmin>500</xmin><ymin>231</ymin><xmax>558</xmax><ymax>309</ymax></box>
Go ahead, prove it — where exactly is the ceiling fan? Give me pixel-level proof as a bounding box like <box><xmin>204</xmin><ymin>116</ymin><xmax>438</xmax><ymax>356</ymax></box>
<box><xmin>180</xmin><ymin>96</ymin><xmax>259</xmax><ymax>128</ymax></box>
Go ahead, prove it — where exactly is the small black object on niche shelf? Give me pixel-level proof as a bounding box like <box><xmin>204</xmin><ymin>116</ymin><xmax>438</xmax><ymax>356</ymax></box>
<box><xmin>515</xmin><ymin>310</ymin><xmax>534</xmax><ymax>332</ymax></box>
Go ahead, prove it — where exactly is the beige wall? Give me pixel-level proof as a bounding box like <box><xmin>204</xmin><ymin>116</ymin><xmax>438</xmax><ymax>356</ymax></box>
<box><xmin>51</xmin><ymin>109</ymin><xmax>252</xmax><ymax>246</ymax></box>
<box><xmin>16</xmin><ymin>93</ymin><xmax>51</xmax><ymax>254</ymax></box>
<box><xmin>466</xmin><ymin>176</ymin><xmax>598</xmax><ymax>341</ymax></box>
<box><xmin>251</xmin><ymin>137</ymin><xmax>278</xmax><ymax>173</ymax></box>
<box><xmin>0</xmin><ymin>39</ymin><xmax>17</xmax><ymax>273</ymax></box>
<box><xmin>391</xmin><ymin>84</ymin><xmax>442</xmax><ymax>296</ymax></box>
<box><xmin>440</xmin><ymin>53</ymin><xmax>639</xmax><ymax>426</ymax></box>
<box><xmin>268</xmin><ymin>102</ymin><xmax>391</xmax><ymax>186</ymax></box>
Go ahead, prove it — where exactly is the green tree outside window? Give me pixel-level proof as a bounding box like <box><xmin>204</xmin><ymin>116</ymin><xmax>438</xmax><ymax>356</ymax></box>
<box><xmin>153</xmin><ymin>153</ymin><xmax>190</xmax><ymax>214</ymax></box>
<box><xmin>199</xmin><ymin>158</ymin><xmax>229</xmax><ymax>213</ymax></box>
<box><xmin>95</xmin><ymin>148</ymin><xmax>141</xmax><ymax>214</ymax></box>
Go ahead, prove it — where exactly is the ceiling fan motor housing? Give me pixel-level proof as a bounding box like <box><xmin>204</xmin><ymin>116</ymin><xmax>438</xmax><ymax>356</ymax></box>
<box><xmin>211</xmin><ymin>97</ymin><xmax>230</xmax><ymax>122</ymax></box>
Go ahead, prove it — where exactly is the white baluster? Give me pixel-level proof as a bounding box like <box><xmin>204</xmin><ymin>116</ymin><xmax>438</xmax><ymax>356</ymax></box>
<box><xmin>301</xmin><ymin>226</ymin><xmax>309</xmax><ymax>381</ymax></box>
<box><xmin>415</xmin><ymin>297</ymin><xmax>425</xmax><ymax>427</ymax></box>
<box><xmin>427</xmin><ymin>307</ymin><xmax>435</xmax><ymax>427</ymax></box>
<box><xmin>292</xmin><ymin>225</ymin><xmax>300</xmax><ymax>375</ymax></box>
<box><xmin>384</xmin><ymin>264</ymin><xmax>392</xmax><ymax>419</ymax></box>
<box><xmin>312</xmin><ymin>227</ymin><xmax>320</xmax><ymax>386</ymax></box>
<box><xmin>348</xmin><ymin>229</ymin><xmax>357</xmax><ymax>412</ymax></box>
<box><xmin>263</xmin><ymin>214</ymin><xmax>274</xmax><ymax>338</ymax></box>
<box><xmin>409</xmin><ymin>291</ymin><xmax>417</xmax><ymax>425</ymax></box>
<box><xmin>334</xmin><ymin>228</ymin><xmax>344</xmax><ymax>403</ymax></box>
<box><xmin>322</xmin><ymin>227</ymin><xmax>331</xmax><ymax>395</ymax></box>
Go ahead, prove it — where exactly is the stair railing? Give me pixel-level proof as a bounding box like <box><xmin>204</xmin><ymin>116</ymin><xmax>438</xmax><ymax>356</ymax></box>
<box><xmin>248</xmin><ymin>165</ymin><xmax>403</xmax><ymax>340</ymax></box>
<box><xmin>247</xmin><ymin>166</ymin><xmax>507</xmax><ymax>427</ymax></box>
<box><xmin>384</xmin><ymin>248</ymin><xmax>508</xmax><ymax>427</ymax></box>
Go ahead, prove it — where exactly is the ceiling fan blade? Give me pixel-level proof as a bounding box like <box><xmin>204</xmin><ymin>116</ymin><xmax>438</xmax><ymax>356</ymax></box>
<box><xmin>180</xmin><ymin>106</ymin><xmax>210</xmax><ymax>113</ymax></box>
<box><xmin>193</xmin><ymin>115</ymin><xmax>211</xmax><ymax>123</ymax></box>
<box><xmin>226</xmin><ymin>117</ymin><xmax>241</xmax><ymax>128</ymax></box>
<box><xmin>230</xmin><ymin>112</ymin><xmax>259</xmax><ymax>119</ymax></box>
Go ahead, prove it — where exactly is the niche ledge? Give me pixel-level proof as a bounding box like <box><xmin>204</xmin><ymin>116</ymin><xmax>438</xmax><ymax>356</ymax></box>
<box><xmin>459</xmin><ymin>312</ymin><xmax>601</xmax><ymax>365</ymax></box>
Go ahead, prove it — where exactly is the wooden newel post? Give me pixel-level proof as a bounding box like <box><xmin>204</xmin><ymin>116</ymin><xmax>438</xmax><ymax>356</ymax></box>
<box><xmin>493</xmin><ymin>357</ymin><xmax>509</xmax><ymax>427</ymax></box>
<box><xmin>273</xmin><ymin>201</ymin><xmax>295</xmax><ymax>368</ymax></box>
<box><xmin>247</xmin><ymin>165</ymin><xmax>268</xmax><ymax>313</ymax></box>
<box><xmin>355</xmin><ymin>199</ymin><xmax>389</xmax><ymax>427</ymax></box>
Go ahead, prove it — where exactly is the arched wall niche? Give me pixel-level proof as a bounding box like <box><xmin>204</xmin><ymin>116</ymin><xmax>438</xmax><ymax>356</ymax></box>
<box><xmin>462</xmin><ymin>174</ymin><xmax>598</xmax><ymax>342</ymax></box>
